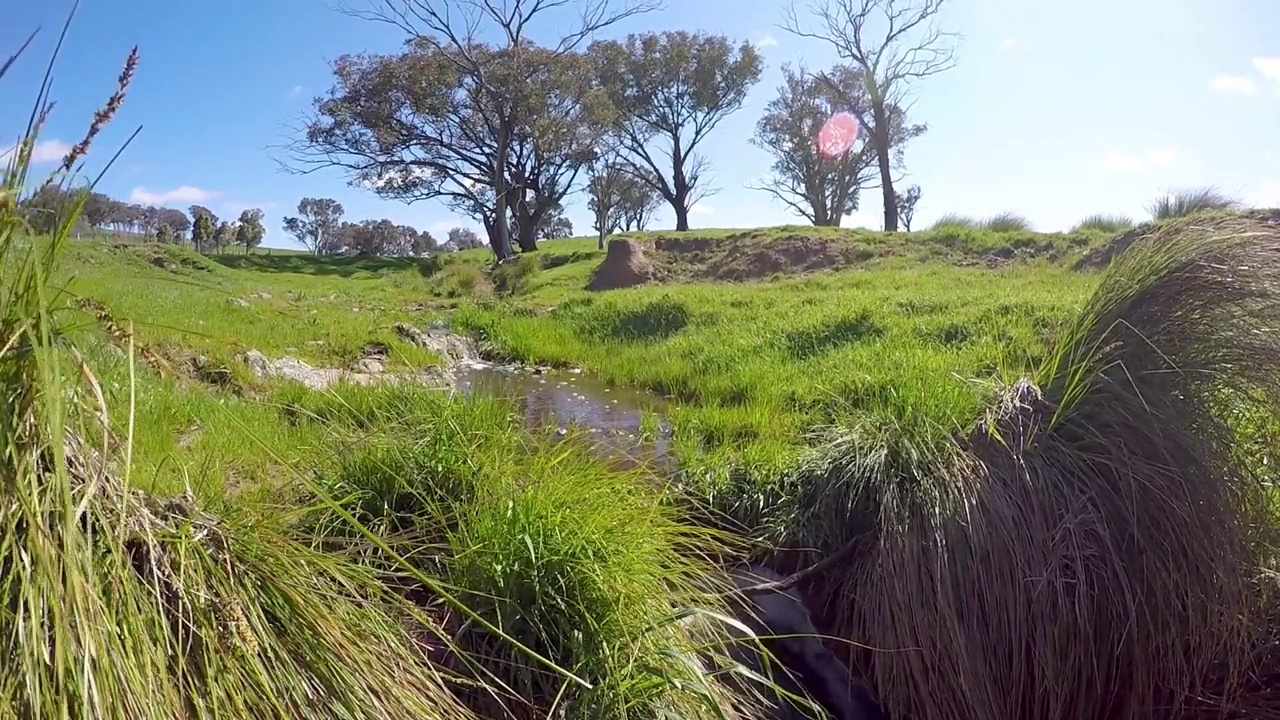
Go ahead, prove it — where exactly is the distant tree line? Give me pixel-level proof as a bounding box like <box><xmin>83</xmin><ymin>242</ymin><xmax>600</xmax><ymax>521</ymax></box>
<box><xmin>19</xmin><ymin>185</ymin><xmax>270</xmax><ymax>253</ymax></box>
<box><xmin>284</xmin><ymin>0</ymin><xmax>958</xmax><ymax>258</ymax></box>
<box><xmin>278</xmin><ymin>196</ymin><xmax>571</xmax><ymax>256</ymax></box>
<box><xmin>18</xmin><ymin>184</ymin><xmax>485</xmax><ymax>257</ymax></box>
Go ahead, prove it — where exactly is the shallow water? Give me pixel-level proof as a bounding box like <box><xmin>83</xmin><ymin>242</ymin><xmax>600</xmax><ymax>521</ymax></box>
<box><xmin>453</xmin><ymin>360</ymin><xmax>675</xmax><ymax>471</ymax></box>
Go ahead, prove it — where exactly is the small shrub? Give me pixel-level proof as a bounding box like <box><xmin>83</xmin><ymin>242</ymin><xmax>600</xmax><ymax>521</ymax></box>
<box><xmin>1071</xmin><ymin>213</ymin><xmax>1135</xmax><ymax>234</ymax></box>
<box><xmin>491</xmin><ymin>253</ymin><xmax>541</xmax><ymax>295</ymax></box>
<box><xmin>930</xmin><ymin>213</ymin><xmax>978</xmax><ymax>231</ymax></box>
<box><xmin>980</xmin><ymin>212</ymin><xmax>1033</xmax><ymax>233</ymax></box>
<box><xmin>416</xmin><ymin>253</ymin><xmax>447</xmax><ymax>278</ymax></box>
<box><xmin>440</xmin><ymin>263</ymin><xmax>492</xmax><ymax>298</ymax></box>
<box><xmin>1146</xmin><ymin>187</ymin><xmax>1242</xmax><ymax>220</ymax></box>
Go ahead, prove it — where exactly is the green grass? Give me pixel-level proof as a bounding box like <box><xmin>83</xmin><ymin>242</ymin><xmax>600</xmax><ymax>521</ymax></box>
<box><xmin>0</xmin><ymin>25</ymin><xmax>476</xmax><ymax>717</ymax></box>
<box><xmin>50</xmin><ymin>223</ymin><xmax>1108</xmax><ymax>505</ymax></box>
<box><xmin>296</xmin><ymin>384</ymin><xmax>746</xmax><ymax>717</ymax></box>
<box><xmin>452</xmin><ymin>252</ymin><xmax>1099</xmax><ymax>491</ymax></box>
<box><xmin>60</xmin><ymin>240</ymin><xmax>446</xmax><ymax>367</ymax></box>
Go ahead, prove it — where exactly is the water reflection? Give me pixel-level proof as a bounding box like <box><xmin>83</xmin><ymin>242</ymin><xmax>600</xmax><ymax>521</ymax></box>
<box><xmin>453</xmin><ymin>361</ymin><xmax>674</xmax><ymax>471</ymax></box>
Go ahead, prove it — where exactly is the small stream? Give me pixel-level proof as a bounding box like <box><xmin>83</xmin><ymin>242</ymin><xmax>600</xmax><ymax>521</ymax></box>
<box><xmin>452</xmin><ymin>359</ymin><xmax>676</xmax><ymax>471</ymax></box>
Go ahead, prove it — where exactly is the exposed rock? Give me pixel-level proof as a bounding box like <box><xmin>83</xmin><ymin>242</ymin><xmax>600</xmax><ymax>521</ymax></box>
<box><xmin>392</xmin><ymin>322</ymin><xmax>478</xmax><ymax>364</ymax></box>
<box><xmin>241</xmin><ymin>348</ymin><xmax>450</xmax><ymax>391</ymax></box>
<box><xmin>226</xmin><ymin>297</ymin><xmax>251</xmax><ymax>309</ymax></box>
<box><xmin>250</xmin><ymin>291</ymin><xmax>272</xmax><ymax>300</ymax></box>
<box><xmin>244</xmin><ymin>349</ymin><xmax>271</xmax><ymax>378</ymax></box>
<box><xmin>350</xmin><ymin>357</ymin><xmax>385</xmax><ymax>374</ymax></box>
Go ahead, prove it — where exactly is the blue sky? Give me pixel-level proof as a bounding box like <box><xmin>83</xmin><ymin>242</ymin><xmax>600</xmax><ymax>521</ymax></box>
<box><xmin>2</xmin><ymin>0</ymin><xmax>1277</xmax><ymax>249</ymax></box>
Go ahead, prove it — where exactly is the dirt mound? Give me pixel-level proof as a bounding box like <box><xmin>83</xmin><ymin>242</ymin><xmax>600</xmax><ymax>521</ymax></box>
<box><xmin>1073</xmin><ymin>223</ymin><xmax>1156</xmax><ymax>270</ymax></box>
<box><xmin>587</xmin><ymin>239</ymin><xmax>661</xmax><ymax>291</ymax></box>
<box><xmin>708</xmin><ymin>234</ymin><xmax>873</xmax><ymax>282</ymax></box>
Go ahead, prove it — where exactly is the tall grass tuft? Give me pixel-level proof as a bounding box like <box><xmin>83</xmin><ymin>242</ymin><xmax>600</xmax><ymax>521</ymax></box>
<box><xmin>1070</xmin><ymin>212</ymin><xmax>1135</xmax><ymax>234</ymax></box>
<box><xmin>1147</xmin><ymin>186</ymin><xmax>1243</xmax><ymax>220</ymax></box>
<box><xmin>928</xmin><ymin>212</ymin><xmax>978</xmax><ymax>231</ymax></box>
<box><xmin>979</xmin><ymin>211</ymin><xmax>1033</xmax><ymax>232</ymax></box>
<box><xmin>302</xmin><ymin>388</ymin><xmax>759</xmax><ymax>719</ymax></box>
<box><xmin>785</xmin><ymin>213</ymin><xmax>1280</xmax><ymax>720</ymax></box>
<box><xmin>0</xmin><ymin>16</ymin><xmax>474</xmax><ymax>719</ymax></box>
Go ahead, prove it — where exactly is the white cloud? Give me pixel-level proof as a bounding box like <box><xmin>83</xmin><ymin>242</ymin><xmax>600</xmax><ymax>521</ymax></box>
<box><xmin>129</xmin><ymin>185</ymin><xmax>217</xmax><ymax>205</ymax></box>
<box><xmin>689</xmin><ymin>202</ymin><xmax>715</xmax><ymax>216</ymax></box>
<box><xmin>755</xmin><ymin>35</ymin><xmax>778</xmax><ymax>49</ymax></box>
<box><xmin>998</xmin><ymin>38</ymin><xmax>1025</xmax><ymax>53</ymax></box>
<box><xmin>1208</xmin><ymin>74</ymin><xmax>1259</xmax><ymax>96</ymax></box>
<box><xmin>289</xmin><ymin>85</ymin><xmax>304</xmax><ymax>99</ymax></box>
<box><xmin>1252</xmin><ymin>56</ymin><xmax>1280</xmax><ymax>81</ymax></box>
<box><xmin>1099</xmin><ymin>147</ymin><xmax>1178</xmax><ymax>174</ymax></box>
<box><xmin>0</xmin><ymin>138</ymin><xmax>72</xmax><ymax>165</ymax></box>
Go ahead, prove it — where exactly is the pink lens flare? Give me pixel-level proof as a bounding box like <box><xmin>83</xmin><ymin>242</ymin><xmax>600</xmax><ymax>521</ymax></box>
<box><xmin>816</xmin><ymin>112</ymin><xmax>860</xmax><ymax>158</ymax></box>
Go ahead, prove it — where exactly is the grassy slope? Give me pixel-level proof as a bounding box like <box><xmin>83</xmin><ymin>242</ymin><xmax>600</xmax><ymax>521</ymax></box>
<box><xmin>447</xmin><ymin>228</ymin><xmax>1104</xmax><ymax>482</ymax></box>
<box><xmin>41</xmin><ymin>237</ymin><xmax>756</xmax><ymax>717</ymax></box>
<box><xmin>44</xmin><ymin>226</ymin><xmax>1106</xmax><ymax>498</ymax></box>
<box><xmin>53</xmin><ymin>241</ymin><xmax>452</xmax><ymax>496</ymax></box>
<box><xmin>53</xmin><ymin>227</ymin><xmax>1107</xmax><ymax>496</ymax></box>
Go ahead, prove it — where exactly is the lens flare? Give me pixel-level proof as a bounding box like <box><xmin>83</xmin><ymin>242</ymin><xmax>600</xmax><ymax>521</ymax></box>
<box><xmin>817</xmin><ymin>112</ymin><xmax>860</xmax><ymax>158</ymax></box>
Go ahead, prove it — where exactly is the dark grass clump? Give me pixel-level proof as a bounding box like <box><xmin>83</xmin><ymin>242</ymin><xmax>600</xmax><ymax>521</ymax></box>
<box><xmin>1147</xmin><ymin>186</ymin><xmax>1243</xmax><ymax>220</ymax></box>
<box><xmin>491</xmin><ymin>253</ymin><xmax>541</xmax><ymax>295</ymax></box>
<box><xmin>1070</xmin><ymin>212</ymin><xmax>1135</xmax><ymax>234</ymax></box>
<box><xmin>575</xmin><ymin>295</ymin><xmax>691</xmax><ymax>342</ymax></box>
<box><xmin>783</xmin><ymin>310</ymin><xmax>884</xmax><ymax>359</ymax></box>
<box><xmin>780</xmin><ymin>214</ymin><xmax>1280</xmax><ymax>720</ymax></box>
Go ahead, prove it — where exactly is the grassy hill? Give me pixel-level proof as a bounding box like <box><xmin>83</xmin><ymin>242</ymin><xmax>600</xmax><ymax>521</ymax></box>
<box><xmin>15</xmin><ymin>215</ymin><xmax>1280</xmax><ymax>719</ymax></box>
<box><xmin>55</xmin><ymin>226</ymin><xmax>1105</xmax><ymax>491</ymax></box>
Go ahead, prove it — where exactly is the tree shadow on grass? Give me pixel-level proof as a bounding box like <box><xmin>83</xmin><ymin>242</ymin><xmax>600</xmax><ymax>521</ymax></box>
<box><xmin>783</xmin><ymin>311</ymin><xmax>884</xmax><ymax>360</ymax></box>
<box><xmin>213</xmin><ymin>253</ymin><xmax>431</xmax><ymax>278</ymax></box>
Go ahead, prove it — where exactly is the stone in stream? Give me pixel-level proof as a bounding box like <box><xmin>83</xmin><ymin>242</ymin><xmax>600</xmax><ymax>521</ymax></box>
<box><xmin>722</xmin><ymin>564</ymin><xmax>886</xmax><ymax>720</ymax></box>
<box><xmin>392</xmin><ymin>322</ymin><xmax>478</xmax><ymax>365</ymax></box>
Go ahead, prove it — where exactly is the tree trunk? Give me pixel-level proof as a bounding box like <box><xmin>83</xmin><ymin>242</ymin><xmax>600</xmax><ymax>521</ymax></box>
<box><xmin>515</xmin><ymin>220</ymin><xmax>539</xmax><ymax>253</ymax></box>
<box><xmin>871</xmin><ymin>98</ymin><xmax>897</xmax><ymax>232</ymax></box>
<box><xmin>674</xmin><ymin>203</ymin><xmax>690</xmax><ymax>232</ymax></box>
<box><xmin>491</xmin><ymin>123</ymin><xmax>515</xmax><ymax>260</ymax></box>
